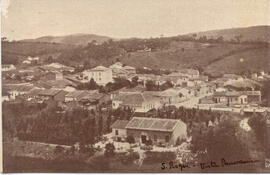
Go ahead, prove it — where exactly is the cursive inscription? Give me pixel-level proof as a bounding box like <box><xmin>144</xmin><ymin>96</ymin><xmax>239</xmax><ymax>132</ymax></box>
<box><xmin>161</xmin><ymin>158</ymin><xmax>261</xmax><ymax>171</ymax></box>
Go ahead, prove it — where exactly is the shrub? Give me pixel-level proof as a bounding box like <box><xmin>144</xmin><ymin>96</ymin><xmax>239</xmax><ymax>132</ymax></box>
<box><xmin>144</xmin><ymin>151</ymin><xmax>176</xmax><ymax>164</ymax></box>
<box><xmin>118</xmin><ymin>152</ymin><xmax>140</xmax><ymax>165</ymax></box>
<box><xmin>175</xmin><ymin>137</ymin><xmax>186</xmax><ymax>146</ymax></box>
<box><xmin>105</xmin><ymin>143</ymin><xmax>115</xmax><ymax>157</ymax></box>
<box><xmin>90</xmin><ymin>155</ymin><xmax>110</xmax><ymax>170</ymax></box>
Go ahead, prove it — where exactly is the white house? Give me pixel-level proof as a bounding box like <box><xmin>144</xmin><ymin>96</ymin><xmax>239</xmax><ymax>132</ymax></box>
<box><xmin>111</xmin><ymin>120</ymin><xmax>129</xmax><ymax>142</ymax></box>
<box><xmin>82</xmin><ymin>66</ymin><xmax>113</xmax><ymax>86</ymax></box>
<box><xmin>27</xmin><ymin>56</ymin><xmax>39</xmax><ymax>61</ymax></box>
<box><xmin>2</xmin><ymin>64</ymin><xmax>16</xmax><ymax>71</ymax></box>
<box><xmin>23</xmin><ymin>60</ymin><xmax>31</xmax><ymax>64</ymax></box>
<box><xmin>4</xmin><ymin>84</ymin><xmax>36</xmax><ymax>100</ymax></box>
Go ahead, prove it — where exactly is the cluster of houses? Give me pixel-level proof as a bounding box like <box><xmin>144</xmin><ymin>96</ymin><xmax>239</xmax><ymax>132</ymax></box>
<box><xmin>22</xmin><ymin>56</ymin><xmax>40</xmax><ymax>65</ymax></box>
<box><xmin>3</xmin><ymin>60</ymin><xmax>268</xmax><ymax>113</ymax></box>
<box><xmin>81</xmin><ymin>62</ymin><xmax>136</xmax><ymax>85</ymax></box>
<box><xmin>2</xmin><ymin>64</ymin><xmax>16</xmax><ymax>71</ymax></box>
<box><xmin>2</xmin><ymin>59</ymin><xmax>270</xmax><ymax>149</ymax></box>
<box><xmin>199</xmin><ymin>73</ymin><xmax>268</xmax><ymax>108</ymax></box>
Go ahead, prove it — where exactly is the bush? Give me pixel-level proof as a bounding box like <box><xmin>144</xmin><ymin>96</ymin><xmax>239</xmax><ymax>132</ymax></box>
<box><xmin>105</xmin><ymin>143</ymin><xmax>115</xmax><ymax>157</ymax></box>
<box><xmin>118</xmin><ymin>152</ymin><xmax>140</xmax><ymax>165</ymax></box>
<box><xmin>144</xmin><ymin>151</ymin><xmax>176</xmax><ymax>164</ymax></box>
<box><xmin>90</xmin><ymin>155</ymin><xmax>110</xmax><ymax>170</ymax></box>
<box><xmin>175</xmin><ymin>137</ymin><xmax>186</xmax><ymax>146</ymax></box>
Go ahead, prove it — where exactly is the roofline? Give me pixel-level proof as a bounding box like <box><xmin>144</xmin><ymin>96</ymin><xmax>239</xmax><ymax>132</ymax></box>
<box><xmin>125</xmin><ymin>127</ymin><xmax>173</xmax><ymax>133</ymax></box>
<box><xmin>125</xmin><ymin>117</ymin><xmax>183</xmax><ymax>132</ymax></box>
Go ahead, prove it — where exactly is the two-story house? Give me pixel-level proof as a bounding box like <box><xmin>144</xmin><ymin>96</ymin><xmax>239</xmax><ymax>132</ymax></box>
<box><xmin>82</xmin><ymin>66</ymin><xmax>113</xmax><ymax>86</ymax></box>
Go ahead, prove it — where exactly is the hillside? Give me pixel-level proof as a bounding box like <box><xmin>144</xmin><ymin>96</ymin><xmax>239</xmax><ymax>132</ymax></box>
<box><xmin>21</xmin><ymin>34</ymin><xmax>112</xmax><ymax>46</ymax></box>
<box><xmin>1</xmin><ymin>41</ymin><xmax>75</xmax><ymax>64</ymax></box>
<box><xmin>2</xmin><ymin>26</ymin><xmax>270</xmax><ymax>76</ymax></box>
<box><xmin>55</xmin><ymin>39</ymin><xmax>269</xmax><ymax>77</ymax></box>
<box><xmin>204</xmin><ymin>46</ymin><xmax>270</xmax><ymax>76</ymax></box>
<box><xmin>116</xmin><ymin>41</ymin><xmax>269</xmax><ymax>75</ymax></box>
<box><xmin>187</xmin><ymin>26</ymin><xmax>270</xmax><ymax>43</ymax></box>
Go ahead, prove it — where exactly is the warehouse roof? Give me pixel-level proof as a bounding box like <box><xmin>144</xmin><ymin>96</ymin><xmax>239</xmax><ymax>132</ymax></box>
<box><xmin>111</xmin><ymin>120</ymin><xmax>129</xmax><ymax>129</ymax></box>
<box><xmin>125</xmin><ymin>117</ymin><xmax>183</xmax><ymax>132</ymax></box>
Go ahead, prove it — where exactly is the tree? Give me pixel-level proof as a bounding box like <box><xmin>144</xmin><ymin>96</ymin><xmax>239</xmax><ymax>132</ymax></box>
<box><xmin>216</xmin><ymin>36</ymin><xmax>224</xmax><ymax>43</ymax></box>
<box><xmin>145</xmin><ymin>80</ymin><xmax>157</xmax><ymax>91</ymax></box>
<box><xmin>88</xmin><ymin>78</ymin><xmax>99</xmax><ymax>89</ymax></box>
<box><xmin>105</xmin><ymin>143</ymin><xmax>115</xmax><ymax>157</ymax></box>
<box><xmin>83</xmin><ymin>60</ymin><xmax>91</xmax><ymax>69</ymax></box>
<box><xmin>106</xmin><ymin>115</ymin><xmax>112</xmax><ymax>133</ymax></box>
<box><xmin>131</xmin><ymin>76</ymin><xmax>139</xmax><ymax>87</ymax></box>
<box><xmin>98</xmin><ymin>116</ymin><xmax>103</xmax><ymax>136</ymax></box>
<box><xmin>46</xmin><ymin>56</ymin><xmax>53</xmax><ymax>63</ymax></box>
<box><xmin>91</xmin><ymin>155</ymin><xmax>111</xmax><ymax>170</ymax></box>
<box><xmin>191</xmin><ymin>119</ymin><xmax>250</xmax><ymax>162</ymax></box>
<box><xmin>235</xmin><ymin>35</ymin><xmax>243</xmax><ymax>43</ymax></box>
<box><xmin>248</xmin><ymin>113</ymin><xmax>268</xmax><ymax>156</ymax></box>
<box><xmin>160</xmin><ymin>80</ymin><xmax>174</xmax><ymax>90</ymax></box>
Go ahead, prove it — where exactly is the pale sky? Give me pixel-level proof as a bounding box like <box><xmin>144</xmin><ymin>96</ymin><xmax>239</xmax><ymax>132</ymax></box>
<box><xmin>1</xmin><ymin>0</ymin><xmax>270</xmax><ymax>40</ymax></box>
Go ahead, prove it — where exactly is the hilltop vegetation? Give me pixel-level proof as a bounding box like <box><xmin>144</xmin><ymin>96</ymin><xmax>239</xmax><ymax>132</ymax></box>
<box><xmin>55</xmin><ymin>37</ymin><xmax>268</xmax><ymax>77</ymax></box>
<box><xmin>21</xmin><ymin>33</ymin><xmax>112</xmax><ymax>46</ymax></box>
<box><xmin>2</xmin><ymin>26</ymin><xmax>269</xmax><ymax>76</ymax></box>
<box><xmin>1</xmin><ymin>41</ymin><xmax>75</xmax><ymax>65</ymax></box>
<box><xmin>188</xmin><ymin>25</ymin><xmax>270</xmax><ymax>43</ymax></box>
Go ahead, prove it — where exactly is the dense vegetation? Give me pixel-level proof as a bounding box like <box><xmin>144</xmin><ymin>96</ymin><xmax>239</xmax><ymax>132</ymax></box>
<box><xmin>3</xmin><ymin>99</ymin><xmax>268</xmax><ymax>172</ymax></box>
<box><xmin>2</xmin><ymin>100</ymin><xmax>135</xmax><ymax>145</ymax></box>
<box><xmin>248</xmin><ymin>113</ymin><xmax>270</xmax><ymax>158</ymax></box>
<box><xmin>1</xmin><ymin>41</ymin><xmax>75</xmax><ymax>65</ymax></box>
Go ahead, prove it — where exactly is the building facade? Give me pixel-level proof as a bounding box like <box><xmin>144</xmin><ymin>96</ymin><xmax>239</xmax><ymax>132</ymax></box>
<box><xmin>124</xmin><ymin>117</ymin><xmax>187</xmax><ymax>146</ymax></box>
<box><xmin>82</xmin><ymin>66</ymin><xmax>113</xmax><ymax>86</ymax></box>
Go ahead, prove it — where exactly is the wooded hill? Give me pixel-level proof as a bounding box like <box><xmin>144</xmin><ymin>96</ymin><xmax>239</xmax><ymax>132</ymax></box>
<box><xmin>2</xmin><ymin>25</ymin><xmax>269</xmax><ymax>77</ymax></box>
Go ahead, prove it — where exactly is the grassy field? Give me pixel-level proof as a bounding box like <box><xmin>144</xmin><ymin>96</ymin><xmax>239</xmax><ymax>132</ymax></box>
<box><xmin>204</xmin><ymin>47</ymin><xmax>270</xmax><ymax>76</ymax></box>
<box><xmin>118</xmin><ymin>41</ymin><xmax>268</xmax><ymax>76</ymax></box>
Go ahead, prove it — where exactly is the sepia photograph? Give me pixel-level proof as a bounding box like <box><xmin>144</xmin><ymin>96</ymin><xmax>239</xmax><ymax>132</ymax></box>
<box><xmin>1</xmin><ymin>0</ymin><xmax>270</xmax><ymax>173</ymax></box>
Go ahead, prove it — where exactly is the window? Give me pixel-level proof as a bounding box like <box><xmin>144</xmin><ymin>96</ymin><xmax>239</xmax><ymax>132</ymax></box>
<box><xmin>99</xmin><ymin>78</ymin><xmax>101</xmax><ymax>80</ymax></box>
<box><xmin>99</xmin><ymin>72</ymin><xmax>101</xmax><ymax>76</ymax></box>
<box><xmin>115</xmin><ymin>130</ymin><xmax>119</xmax><ymax>135</ymax></box>
<box><xmin>154</xmin><ymin>135</ymin><xmax>157</xmax><ymax>141</ymax></box>
<box><xmin>165</xmin><ymin>135</ymin><xmax>170</xmax><ymax>142</ymax></box>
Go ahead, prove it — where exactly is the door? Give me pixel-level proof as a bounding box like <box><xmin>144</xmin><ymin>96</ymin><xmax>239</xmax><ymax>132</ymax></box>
<box><xmin>141</xmin><ymin>135</ymin><xmax>147</xmax><ymax>144</ymax></box>
<box><xmin>165</xmin><ymin>135</ymin><xmax>170</xmax><ymax>143</ymax></box>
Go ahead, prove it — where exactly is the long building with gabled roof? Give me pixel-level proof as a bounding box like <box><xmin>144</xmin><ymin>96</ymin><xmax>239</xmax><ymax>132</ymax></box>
<box><xmin>111</xmin><ymin>117</ymin><xmax>187</xmax><ymax>146</ymax></box>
